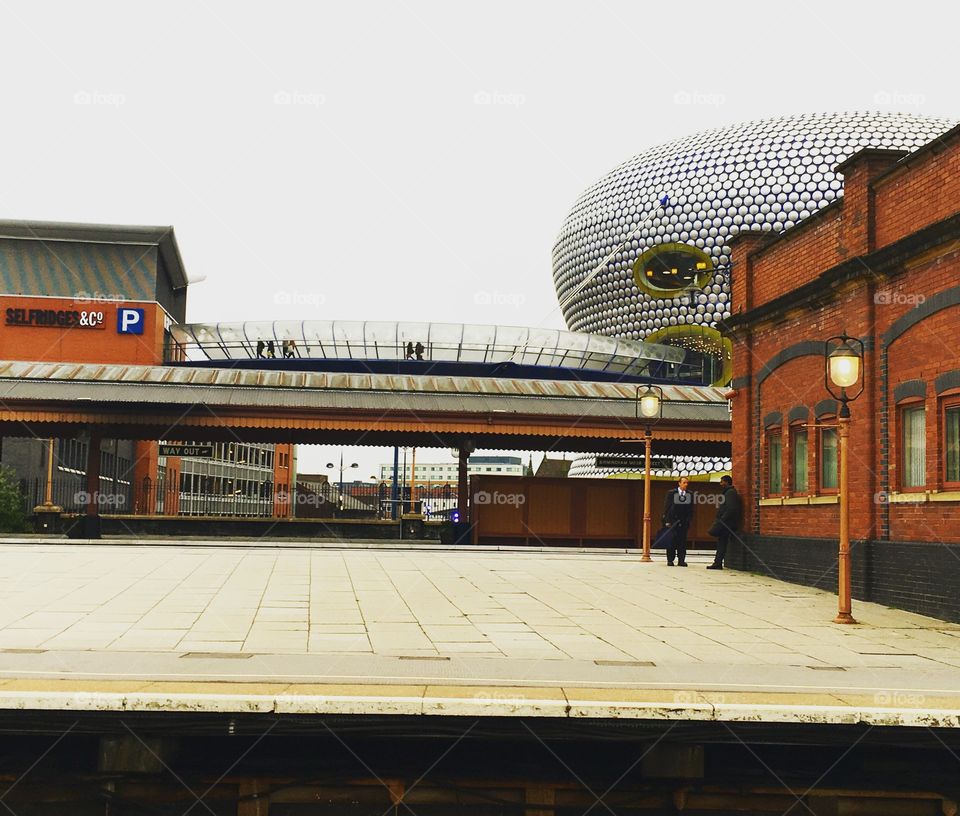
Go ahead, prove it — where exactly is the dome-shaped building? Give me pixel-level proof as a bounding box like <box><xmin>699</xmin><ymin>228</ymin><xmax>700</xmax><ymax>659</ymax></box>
<box><xmin>553</xmin><ymin>112</ymin><xmax>955</xmax><ymax>478</ymax></box>
<box><xmin>553</xmin><ymin>112</ymin><xmax>954</xmax><ymax>387</ymax></box>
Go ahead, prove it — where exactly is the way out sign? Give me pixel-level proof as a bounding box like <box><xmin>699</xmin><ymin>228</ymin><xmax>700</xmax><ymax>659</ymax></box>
<box><xmin>159</xmin><ymin>444</ymin><xmax>215</xmax><ymax>458</ymax></box>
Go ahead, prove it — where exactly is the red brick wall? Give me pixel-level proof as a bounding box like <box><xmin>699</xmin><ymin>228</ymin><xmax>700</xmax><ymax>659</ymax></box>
<box><xmin>882</xmin><ymin>247</ymin><xmax>960</xmax><ymax>543</ymax></box>
<box><xmin>746</xmin><ymin>214</ymin><xmax>843</xmax><ymax>310</ymax></box>
<box><xmin>0</xmin><ymin>295</ymin><xmax>167</xmax><ymax>365</ymax></box>
<box><xmin>730</xmin><ymin>133</ymin><xmax>960</xmax><ymax>547</ymax></box>
<box><xmin>874</xmin><ymin>139</ymin><xmax>960</xmax><ymax>248</ymax></box>
<box><xmin>750</xmin><ymin>284</ymin><xmax>880</xmax><ymax>540</ymax></box>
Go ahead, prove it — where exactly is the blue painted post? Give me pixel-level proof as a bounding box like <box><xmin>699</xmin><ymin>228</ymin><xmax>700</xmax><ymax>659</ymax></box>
<box><xmin>391</xmin><ymin>446</ymin><xmax>399</xmax><ymax>520</ymax></box>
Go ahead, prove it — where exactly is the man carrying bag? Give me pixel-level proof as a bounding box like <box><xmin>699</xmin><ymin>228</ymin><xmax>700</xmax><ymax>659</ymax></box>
<box><xmin>661</xmin><ymin>476</ymin><xmax>693</xmax><ymax>566</ymax></box>
<box><xmin>707</xmin><ymin>475</ymin><xmax>742</xmax><ymax>570</ymax></box>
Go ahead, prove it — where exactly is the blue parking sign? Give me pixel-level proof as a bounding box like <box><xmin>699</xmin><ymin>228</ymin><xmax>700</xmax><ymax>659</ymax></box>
<box><xmin>117</xmin><ymin>308</ymin><xmax>145</xmax><ymax>335</ymax></box>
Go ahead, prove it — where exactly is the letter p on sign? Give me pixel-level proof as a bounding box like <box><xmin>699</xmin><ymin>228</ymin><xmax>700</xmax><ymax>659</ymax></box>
<box><xmin>117</xmin><ymin>308</ymin><xmax>145</xmax><ymax>335</ymax></box>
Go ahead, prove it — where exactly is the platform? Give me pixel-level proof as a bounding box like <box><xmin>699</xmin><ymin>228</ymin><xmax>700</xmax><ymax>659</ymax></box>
<box><xmin>0</xmin><ymin>540</ymin><xmax>958</xmax><ymax>727</ymax></box>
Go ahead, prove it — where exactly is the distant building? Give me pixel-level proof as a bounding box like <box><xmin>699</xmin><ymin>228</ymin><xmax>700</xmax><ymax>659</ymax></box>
<box><xmin>0</xmin><ymin>220</ymin><xmax>295</xmax><ymax>520</ymax></box>
<box><xmin>378</xmin><ymin>455</ymin><xmax>523</xmax><ymax>484</ymax></box>
<box><xmin>176</xmin><ymin>442</ymin><xmax>295</xmax><ymax>518</ymax></box>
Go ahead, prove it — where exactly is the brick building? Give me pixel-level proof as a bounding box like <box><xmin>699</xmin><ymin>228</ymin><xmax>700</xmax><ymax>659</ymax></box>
<box><xmin>0</xmin><ymin>221</ymin><xmax>294</xmax><ymax>522</ymax></box>
<box><xmin>724</xmin><ymin>124</ymin><xmax>960</xmax><ymax>621</ymax></box>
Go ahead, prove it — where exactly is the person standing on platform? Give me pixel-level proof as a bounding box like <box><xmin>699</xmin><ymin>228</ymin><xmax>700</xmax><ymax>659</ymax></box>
<box><xmin>707</xmin><ymin>475</ymin><xmax>742</xmax><ymax>570</ymax></box>
<box><xmin>662</xmin><ymin>475</ymin><xmax>693</xmax><ymax>566</ymax></box>
<box><xmin>256</xmin><ymin>340</ymin><xmax>265</xmax><ymax>358</ymax></box>
<box><xmin>415</xmin><ymin>341</ymin><xmax>425</xmax><ymax>361</ymax></box>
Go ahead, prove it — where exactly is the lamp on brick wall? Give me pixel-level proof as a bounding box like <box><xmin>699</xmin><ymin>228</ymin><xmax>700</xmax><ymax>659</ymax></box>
<box><xmin>824</xmin><ymin>333</ymin><xmax>865</xmax><ymax>624</ymax></box>
<box><xmin>636</xmin><ymin>385</ymin><xmax>664</xmax><ymax>563</ymax></box>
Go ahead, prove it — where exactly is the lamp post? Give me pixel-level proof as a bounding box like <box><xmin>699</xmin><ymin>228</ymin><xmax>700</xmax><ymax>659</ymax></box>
<box><xmin>636</xmin><ymin>385</ymin><xmax>663</xmax><ymax>562</ymax></box>
<box><xmin>326</xmin><ymin>452</ymin><xmax>358</xmax><ymax>512</ymax></box>
<box><xmin>824</xmin><ymin>333</ymin><xmax>864</xmax><ymax>624</ymax></box>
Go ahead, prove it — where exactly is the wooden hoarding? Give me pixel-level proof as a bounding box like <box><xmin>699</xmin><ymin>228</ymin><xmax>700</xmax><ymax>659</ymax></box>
<box><xmin>471</xmin><ymin>475</ymin><xmax>724</xmax><ymax>549</ymax></box>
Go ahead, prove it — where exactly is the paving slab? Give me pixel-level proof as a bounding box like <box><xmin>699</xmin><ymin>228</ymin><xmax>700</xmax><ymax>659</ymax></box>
<box><xmin>0</xmin><ymin>540</ymin><xmax>957</xmax><ymax>725</ymax></box>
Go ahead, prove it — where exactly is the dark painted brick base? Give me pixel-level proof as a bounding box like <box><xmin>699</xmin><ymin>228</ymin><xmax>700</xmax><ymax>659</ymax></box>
<box><xmin>728</xmin><ymin>535</ymin><xmax>960</xmax><ymax>623</ymax></box>
<box><xmin>60</xmin><ymin>515</ymin><xmax>444</xmax><ymax>542</ymax></box>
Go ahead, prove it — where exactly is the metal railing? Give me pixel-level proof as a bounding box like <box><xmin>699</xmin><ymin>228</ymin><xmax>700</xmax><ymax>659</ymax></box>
<box><xmin>19</xmin><ymin>479</ymin><xmax>462</xmax><ymax>521</ymax></box>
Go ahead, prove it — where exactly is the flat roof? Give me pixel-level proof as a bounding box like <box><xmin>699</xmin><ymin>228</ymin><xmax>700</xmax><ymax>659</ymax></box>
<box><xmin>0</xmin><ymin>218</ymin><xmax>189</xmax><ymax>291</ymax></box>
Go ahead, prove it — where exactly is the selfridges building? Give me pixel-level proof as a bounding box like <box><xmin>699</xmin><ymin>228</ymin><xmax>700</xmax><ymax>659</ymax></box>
<box><xmin>553</xmin><ymin>112</ymin><xmax>954</xmax><ymax>477</ymax></box>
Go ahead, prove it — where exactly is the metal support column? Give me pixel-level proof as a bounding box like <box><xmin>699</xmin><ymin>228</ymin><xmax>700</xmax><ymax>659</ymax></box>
<box><xmin>84</xmin><ymin>429</ymin><xmax>103</xmax><ymax>539</ymax></box>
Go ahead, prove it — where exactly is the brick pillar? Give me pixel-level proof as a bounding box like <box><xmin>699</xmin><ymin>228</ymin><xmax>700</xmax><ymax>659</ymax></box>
<box><xmin>878</xmin><ymin>339</ymin><xmax>891</xmax><ymax>539</ymax></box>
<box><xmin>726</xmin><ymin>229</ymin><xmax>767</xmax><ymax>534</ymax></box>
<box><xmin>834</xmin><ymin>149</ymin><xmax>908</xmax><ymax>258</ymax></box>
<box><xmin>133</xmin><ymin>440</ymin><xmax>158</xmax><ymax>514</ymax></box>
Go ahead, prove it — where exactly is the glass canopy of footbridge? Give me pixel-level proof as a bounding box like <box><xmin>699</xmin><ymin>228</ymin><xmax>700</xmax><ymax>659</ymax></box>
<box><xmin>168</xmin><ymin>321</ymin><xmax>689</xmax><ymax>379</ymax></box>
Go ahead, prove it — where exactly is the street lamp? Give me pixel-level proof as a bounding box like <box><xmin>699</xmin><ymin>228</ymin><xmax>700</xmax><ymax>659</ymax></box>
<box><xmin>824</xmin><ymin>333</ymin><xmax>864</xmax><ymax>624</ymax></box>
<box><xmin>326</xmin><ymin>452</ymin><xmax>358</xmax><ymax>511</ymax></box>
<box><xmin>636</xmin><ymin>384</ymin><xmax>663</xmax><ymax>563</ymax></box>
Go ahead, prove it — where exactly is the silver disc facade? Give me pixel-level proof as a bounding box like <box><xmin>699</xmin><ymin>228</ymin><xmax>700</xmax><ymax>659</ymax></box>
<box><xmin>553</xmin><ymin>111</ymin><xmax>954</xmax><ymax>345</ymax></box>
<box><xmin>553</xmin><ymin>111</ymin><xmax>955</xmax><ymax>477</ymax></box>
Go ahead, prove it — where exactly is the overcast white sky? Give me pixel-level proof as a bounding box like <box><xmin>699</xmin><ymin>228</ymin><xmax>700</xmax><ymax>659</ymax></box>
<box><xmin>1</xmin><ymin>1</ymin><xmax>953</xmax><ymax>478</ymax></box>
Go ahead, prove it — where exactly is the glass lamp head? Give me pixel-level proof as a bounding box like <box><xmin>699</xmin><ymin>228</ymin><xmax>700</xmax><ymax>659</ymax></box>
<box><xmin>638</xmin><ymin>385</ymin><xmax>662</xmax><ymax>420</ymax></box>
<box><xmin>828</xmin><ymin>342</ymin><xmax>861</xmax><ymax>389</ymax></box>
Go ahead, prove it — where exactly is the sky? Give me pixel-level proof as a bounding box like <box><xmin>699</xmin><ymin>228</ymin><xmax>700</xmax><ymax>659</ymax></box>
<box><xmin>1</xmin><ymin>0</ymin><xmax>953</xmax><ymax>478</ymax></box>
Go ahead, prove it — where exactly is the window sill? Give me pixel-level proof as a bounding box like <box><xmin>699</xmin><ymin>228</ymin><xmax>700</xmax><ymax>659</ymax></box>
<box><xmin>929</xmin><ymin>490</ymin><xmax>960</xmax><ymax>503</ymax></box>
<box><xmin>886</xmin><ymin>491</ymin><xmax>928</xmax><ymax>504</ymax></box>
<box><xmin>882</xmin><ymin>490</ymin><xmax>960</xmax><ymax>504</ymax></box>
<box><xmin>783</xmin><ymin>496</ymin><xmax>810</xmax><ymax>505</ymax></box>
<box><xmin>759</xmin><ymin>497</ymin><xmax>783</xmax><ymax>506</ymax></box>
<box><xmin>810</xmin><ymin>495</ymin><xmax>839</xmax><ymax>505</ymax></box>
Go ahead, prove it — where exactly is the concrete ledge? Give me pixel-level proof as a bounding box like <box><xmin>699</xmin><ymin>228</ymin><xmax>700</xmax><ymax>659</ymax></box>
<box><xmin>809</xmin><ymin>495</ymin><xmax>839</xmax><ymax>504</ymax></box>
<box><xmin>783</xmin><ymin>496</ymin><xmax>809</xmax><ymax>505</ymax></box>
<box><xmin>0</xmin><ymin>684</ymin><xmax>956</xmax><ymax>727</ymax></box>
<box><xmin>758</xmin><ymin>497</ymin><xmax>783</xmax><ymax>506</ymax></box>
<box><xmin>930</xmin><ymin>490</ymin><xmax>960</xmax><ymax>503</ymax></box>
<box><xmin>886</xmin><ymin>491</ymin><xmax>928</xmax><ymax>504</ymax></box>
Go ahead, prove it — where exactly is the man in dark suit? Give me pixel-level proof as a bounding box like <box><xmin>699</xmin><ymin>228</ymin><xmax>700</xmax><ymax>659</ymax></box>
<box><xmin>662</xmin><ymin>476</ymin><xmax>693</xmax><ymax>566</ymax></box>
<box><xmin>708</xmin><ymin>475</ymin><xmax>742</xmax><ymax>570</ymax></box>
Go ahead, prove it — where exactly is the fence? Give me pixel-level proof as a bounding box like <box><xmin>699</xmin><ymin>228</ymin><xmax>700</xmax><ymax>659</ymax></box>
<box><xmin>18</xmin><ymin>479</ymin><xmax>463</xmax><ymax>520</ymax></box>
